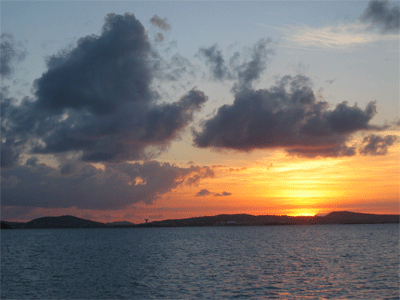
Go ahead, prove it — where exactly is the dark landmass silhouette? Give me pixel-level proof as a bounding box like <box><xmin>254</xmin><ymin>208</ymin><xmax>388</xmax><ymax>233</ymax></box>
<box><xmin>144</xmin><ymin>211</ymin><xmax>399</xmax><ymax>227</ymax></box>
<box><xmin>1</xmin><ymin>211</ymin><xmax>399</xmax><ymax>229</ymax></box>
<box><xmin>2</xmin><ymin>215</ymin><xmax>107</xmax><ymax>229</ymax></box>
<box><xmin>106</xmin><ymin>221</ymin><xmax>136</xmax><ymax>227</ymax></box>
<box><xmin>1</xmin><ymin>222</ymin><xmax>13</xmax><ymax>229</ymax></box>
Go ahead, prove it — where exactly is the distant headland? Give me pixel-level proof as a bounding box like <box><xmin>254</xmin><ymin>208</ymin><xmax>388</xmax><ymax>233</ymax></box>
<box><xmin>1</xmin><ymin>211</ymin><xmax>399</xmax><ymax>229</ymax></box>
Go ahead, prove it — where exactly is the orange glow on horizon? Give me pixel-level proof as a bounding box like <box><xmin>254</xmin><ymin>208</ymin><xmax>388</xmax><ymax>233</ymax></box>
<box><xmin>3</xmin><ymin>132</ymin><xmax>398</xmax><ymax>223</ymax></box>
<box><xmin>286</xmin><ymin>209</ymin><xmax>319</xmax><ymax>217</ymax></box>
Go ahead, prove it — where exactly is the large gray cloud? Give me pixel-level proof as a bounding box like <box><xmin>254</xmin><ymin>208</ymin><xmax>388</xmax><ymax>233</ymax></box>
<box><xmin>361</xmin><ymin>0</ymin><xmax>400</xmax><ymax>34</ymax></box>
<box><xmin>1</xmin><ymin>13</ymin><xmax>207</xmax><ymax>167</ymax></box>
<box><xmin>1</xmin><ymin>160</ymin><xmax>214</xmax><ymax>210</ymax></box>
<box><xmin>35</xmin><ymin>13</ymin><xmax>154</xmax><ymax>114</ymax></box>
<box><xmin>193</xmin><ymin>75</ymin><xmax>383</xmax><ymax>157</ymax></box>
<box><xmin>1</xmin><ymin>33</ymin><xmax>27</xmax><ymax>79</ymax></box>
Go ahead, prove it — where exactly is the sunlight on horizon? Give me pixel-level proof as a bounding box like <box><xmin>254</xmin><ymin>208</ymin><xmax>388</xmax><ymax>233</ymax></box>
<box><xmin>286</xmin><ymin>208</ymin><xmax>319</xmax><ymax>217</ymax></box>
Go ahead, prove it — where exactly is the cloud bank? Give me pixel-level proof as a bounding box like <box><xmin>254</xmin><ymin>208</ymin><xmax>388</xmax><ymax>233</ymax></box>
<box><xmin>1</xmin><ymin>160</ymin><xmax>214</xmax><ymax>210</ymax></box>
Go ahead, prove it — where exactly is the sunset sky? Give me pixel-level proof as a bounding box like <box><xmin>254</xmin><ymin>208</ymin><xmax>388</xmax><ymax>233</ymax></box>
<box><xmin>1</xmin><ymin>0</ymin><xmax>399</xmax><ymax>223</ymax></box>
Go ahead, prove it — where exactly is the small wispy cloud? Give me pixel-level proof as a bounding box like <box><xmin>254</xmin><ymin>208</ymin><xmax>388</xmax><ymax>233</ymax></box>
<box><xmin>214</xmin><ymin>192</ymin><xmax>232</xmax><ymax>197</ymax></box>
<box><xmin>289</xmin><ymin>22</ymin><xmax>397</xmax><ymax>47</ymax></box>
<box><xmin>195</xmin><ymin>189</ymin><xmax>232</xmax><ymax>197</ymax></box>
<box><xmin>150</xmin><ymin>15</ymin><xmax>171</xmax><ymax>31</ymax></box>
<box><xmin>259</xmin><ymin>21</ymin><xmax>398</xmax><ymax>48</ymax></box>
<box><xmin>195</xmin><ymin>189</ymin><xmax>212</xmax><ymax>197</ymax></box>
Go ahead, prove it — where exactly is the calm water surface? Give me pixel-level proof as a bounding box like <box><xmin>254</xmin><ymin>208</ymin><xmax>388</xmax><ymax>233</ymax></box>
<box><xmin>1</xmin><ymin>224</ymin><xmax>399</xmax><ymax>299</ymax></box>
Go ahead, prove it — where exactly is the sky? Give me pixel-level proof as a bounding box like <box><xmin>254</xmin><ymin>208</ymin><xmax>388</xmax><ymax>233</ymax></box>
<box><xmin>1</xmin><ymin>0</ymin><xmax>399</xmax><ymax>223</ymax></box>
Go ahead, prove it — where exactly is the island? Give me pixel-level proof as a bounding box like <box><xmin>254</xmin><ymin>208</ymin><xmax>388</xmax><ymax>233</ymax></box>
<box><xmin>1</xmin><ymin>211</ymin><xmax>398</xmax><ymax>229</ymax></box>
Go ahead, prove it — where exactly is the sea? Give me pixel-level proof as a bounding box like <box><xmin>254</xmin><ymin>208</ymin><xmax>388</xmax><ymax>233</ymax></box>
<box><xmin>1</xmin><ymin>224</ymin><xmax>399</xmax><ymax>299</ymax></box>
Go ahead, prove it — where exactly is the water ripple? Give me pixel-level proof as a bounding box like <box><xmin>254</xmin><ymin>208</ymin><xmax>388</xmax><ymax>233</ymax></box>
<box><xmin>1</xmin><ymin>224</ymin><xmax>399</xmax><ymax>299</ymax></box>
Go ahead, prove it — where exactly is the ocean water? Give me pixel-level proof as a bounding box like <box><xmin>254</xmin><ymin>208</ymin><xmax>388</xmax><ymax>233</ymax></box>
<box><xmin>1</xmin><ymin>224</ymin><xmax>399</xmax><ymax>299</ymax></box>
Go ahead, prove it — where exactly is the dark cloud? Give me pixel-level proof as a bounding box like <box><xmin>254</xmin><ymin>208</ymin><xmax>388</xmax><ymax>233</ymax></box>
<box><xmin>35</xmin><ymin>13</ymin><xmax>154</xmax><ymax>114</ymax></box>
<box><xmin>198</xmin><ymin>45</ymin><xmax>230</xmax><ymax>80</ymax></box>
<box><xmin>195</xmin><ymin>189</ymin><xmax>212</xmax><ymax>197</ymax></box>
<box><xmin>195</xmin><ymin>189</ymin><xmax>232</xmax><ymax>197</ymax></box>
<box><xmin>25</xmin><ymin>157</ymin><xmax>39</xmax><ymax>166</ymax></box>
<box><xmin>193</xmin><ymin>75</ymin><xmax>381</xmax><ymax>158</ymax></box>
<box><xmin>155</xmin><ymin>32</ymin><xmax>165</xmax><ymax>43</ymax></box>
<box><xmin>232</xmin><ymin>38</ymin><xmax>274</xmax><ymax>91</ymax></box>
<box><xmin>1</xmin><ymin>161</ymin><xmax>214</xmax><ymax>210</ymax></box>
<box><xmin>1</xmin><ymin>13</ymin><xmax>207</xmax><ymax>165</ymax></box>
<box><xmin>1</xmin><ymin>141</ymin><xmax>21</xmax><ymax>169</ymax></box>
<box><xmin>198</xmin><ymin>39</ymin><xmax>274</xmax><ymax>88</ymax></box>
<box><xmin>150</xmin><ymin>15</ymin><xmax>171</xmax><ymax>31</ymax></box>
<box><xmin>360</xmin><ymin>134</ymin><xmax>397</xmax><ymax>155</ymax></box>
<box><xmin>1</xmin><ymin>33</ymin><xmax>27</xmax><ymax>79</ymax></box>
<box><xmin>0</xmin><ymin>88</ymin><xmax>34</xmax><ymax>168</ymax></box>
<box><xmin>214</xmin><ymin>192</ymin><xmax>232</xmax><ymax>197</ymax></box>
<box><xmin>361</xmin><ymin>0</ymin><xmax>400</xmax><ymax>34</ymax></box>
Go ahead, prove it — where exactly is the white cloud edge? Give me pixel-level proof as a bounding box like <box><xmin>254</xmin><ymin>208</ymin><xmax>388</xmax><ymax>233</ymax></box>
<box><xmin>258</xmin><ymin>21</ymin><xmax>399</xmax><ymax>48</ymax></box>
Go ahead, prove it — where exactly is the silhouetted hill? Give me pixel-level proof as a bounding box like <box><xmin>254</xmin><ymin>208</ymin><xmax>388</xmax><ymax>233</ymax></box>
<box><xmin>1</xmin><ymin>222</ymin><xmax>13</xmax><ymax>229</ymax></box>
<box><xmin>1</xmin><ymin>211</ymin><xmax>398</xmax><ymax>229</ymax></box>
<box><xmin>140</xmin><ymin>211</ymin><xmax>399</xmax><ymax>227</ymax></box>
<box><xmin>2</xmin><ymin>215</ymin><xmax>107</xmax><ymax>229</ymax></box>
<box><xmin>28</xmin><ymin>215</ymin><xmax>108</xmax><ymax>228</ymax></box>
<box><xmin>319</xmin><ymin>211</ymin><xmax>399</xmax><ymax>224</ymax></box>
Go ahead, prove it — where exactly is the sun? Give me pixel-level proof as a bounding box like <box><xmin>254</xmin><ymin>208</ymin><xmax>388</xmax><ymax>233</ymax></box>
<box><xmin>295</xmin><ymin>212</ymin><xmax>315</xmax><ymax>217</ymax></box>
<box><xmin>286</xmin><ymin>209</ymin><xmax>318</xmax><ymax>217</ymax></box>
